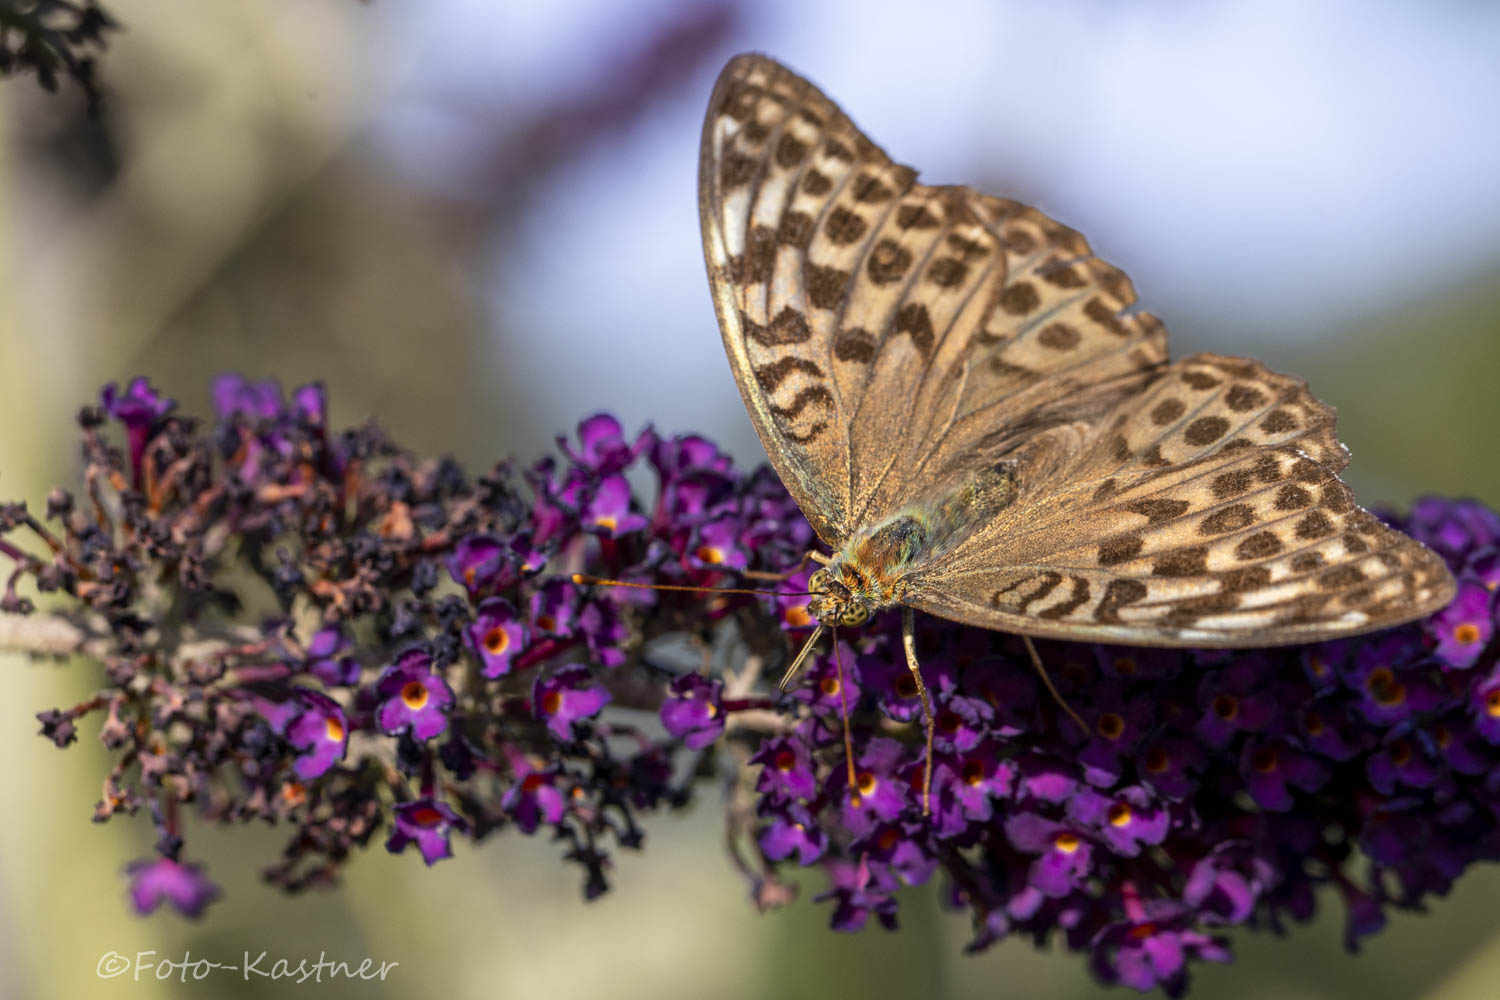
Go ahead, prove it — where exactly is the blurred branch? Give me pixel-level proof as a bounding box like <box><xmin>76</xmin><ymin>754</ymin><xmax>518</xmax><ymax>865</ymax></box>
<box><xmin>0</xmin><ymin>0</ymin><xmax>117</xmax><ymax>111</ymax></box>
<box><xmin>432</xmin><ymin>0</ymin><xmax>741</xmax><ymax>228</ymax></box>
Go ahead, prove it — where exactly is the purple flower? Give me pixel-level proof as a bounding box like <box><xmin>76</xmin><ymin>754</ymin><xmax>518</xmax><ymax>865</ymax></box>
<box><xmin>446</xmin><ymin>534</ymin><xmax>513</xmax><ymax>596</ymax></box>
<box><xmin>1409</xmin><ymin>496</ymin><xmax>1500</xmax><ymax>566</ymax></box>
<box><xmin>533</xmin><ymin>664</ymin><xmax>611</xmax><ymax>740</ymax></box>
<box><xmin>1016</xmin><ymin>754</ymin><xmax>1079</xmax><ymax>805</ymax></box>
<box><xmin>1367</xmin><ymin>736</ymin><xmax>1439</xmax><ymax>794</ymax></box>
<box><xmin>305</xmin><ymin>626</ymin><xmax>359</xmax><ymax>686</ymax></box>
<box><xmin>1427</xmin><ymin>580</ymin><xmax>1494</xmax><ymax>669</ymax></box>
<box><xmin>1195</xmin><ymin>658</ymin><xmax>1279</xmax><ymax>748</ymax></box>
<box><xmin>290</xmin><ymin>382</ymin><xmax>326</xmax><ymax>425</ymax></box>
<box><xmin>1239</xmin><ymin>737</ymin><xmax>1330</xmax><ymax>811</ymax></box>
<box><xmin>751</xmin><ymin>734</ymin><xmax>819</xmax><ymax>801</ymax></box>
<box><xmin>1469</xmin><ymin>664</ymin><xmax>1500</xmax><ymax>742</ymax></box>
<box><xmin>1136</xmin><ymin>736</ymin><xmax>1205</xmax><ymax>800</ymax></box>
<box><xmin>1069</xmin><ymin>786</ymin><xmax>1169</xmax><ymax>857</ymax></box>
<box><xmin>501</xmin><ymin>750</ymin><xmax>568</xmax><ymax>833</ymax></box>
<box><xmin>1343</xmin><ymin>635</ymin><xmax>1447</xmax><ymax>726</ymax></box>
<box><xmin>815</xmin><ymin>858</ymin><xmax>899</xmax><ymax>932</ymax></box>
<box><xmin>835</xmin><ymin>738</ymin><xmax>913</xmax><ymax>835</ymax></box>
<box><xmin>1004</xmin><ymin>813</ymin><xmax>1094</xmax><ymax>897</ymax></box>
<box><xmin>689</xmin><ymin>517</ymin><xmax>750</xmax><ymax>570</ymax></box>
<box><xmin>375</xmin><ymin>649</ymin><xmax>454</xmax><ymax>742</ymax></box>
<box><xmin>1462</xmin><ymin>547</ymin><xmax>1500</xmax><ymax>590</ymax></box>
<box><xmin>1075</xmin><ymin>687</ymin><xmax>1155</xmax><ymax>787</ymax></box>
<box><xmin>759</xmin><ymin>800</ymin><xmax>827</xmax><ymax>865</ymax></box>
<box><xmin>125</xmin><ymin>857</ymin><xmax>220</xmax><ymax>918</ymax></box>
<box><xmin>101</xmin><ymin>377</ymin><xmax>175</xmax><ymax>484</ymax></box>
<box><xmin>560</xmin><ymin>413</ymin><xmax>641</xmax><ymax>475</ymax></box>
<box><xmin>934</xmin><ymin>741</ymin><xmax>1013</xmax><ymax>824</ymax></box>
<box><xmin>281</xmin><ymin>689</ymin><xmax>349</xmax><ymax>779</ymax></box>
<box><xmin>102</xmin><ymin>376</ymin><xmax>175</xmax><ymax>426</ymax></box>
<box><xmin>466</xmin><ymin>597</ymin><xmax>528</xmax><ymax>678</ymax></box>
<box><xmin>792</xmin><ymin>641</ymin><xmax>863</xmax><ymax>715</ymax></box>
<box><xmin>661</xmin><ymin>674</ymin><xmax>726</xmax><ymax>750</ymax></box>
<box><xmin>529</xmin><ymin>578</ymin><xmax>578</xmax><ymax>638</ymax></box>
<box><xmin>386</xmin><ymin>799</ymin><xmax>469</xmax><ymax>865</ymax></box>
<box><xmin>1090</xmin><ymin>904</ymin><xmax>1231</xmax><ymax>996</ymax></box>
<box><xmin>212</xmin><ymin>374</ymin><xmax>283</xmax><ymax>420</ymax></box>
<box><xmin>583</xmin><ymin>474</ymin><xmax>648</xmax><ymax>537</ymax></box>
<box><xmin>577</xmin><ymin>598</ymin><xmax>628</xmax><ymax>669</ymax></box>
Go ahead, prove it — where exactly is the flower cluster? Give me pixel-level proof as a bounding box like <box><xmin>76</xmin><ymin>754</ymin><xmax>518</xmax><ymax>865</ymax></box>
<box><xmin>4</xmin><ymin>377</ymin><xmax>1497</xmax><ymax>997</ymax></box>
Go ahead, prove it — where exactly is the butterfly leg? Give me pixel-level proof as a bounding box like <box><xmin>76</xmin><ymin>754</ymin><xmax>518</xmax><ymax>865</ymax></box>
<box><xmin>739</xmin><ymin>549</ymin><xmax>829</xmax><ymax>581</ymax></box>
<box><xmin>1020</xmin><ymin>634</ymin><xmax>1087</xmax><ymax>735</ymax></box>
<box><xmin>829</xmin><ymin>628</ymin><xmax>858</xmax><ymax>798</ymax></box>
<box><xmin>900</xmin><ymin>607</ymin><xmax>935</xmax><ymax>816</ymax></box>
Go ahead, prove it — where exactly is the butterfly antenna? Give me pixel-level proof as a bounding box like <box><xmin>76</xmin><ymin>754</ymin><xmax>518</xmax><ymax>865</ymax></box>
<box><xmin>570</xmin><ymin>573</ymin><xmax>810</xmax><ymax>599</ymax></box>
<box><xmin>1021</xmin><ymin>634</ymin><xmax>1087</xmax><ymax>735</ymax></box>
<box><xmin>830</xmin><ymin>627</ymin><xmax>858</xmax><ymax>797</ymax></box>
<box><xmin>900</xmin><ymin>608</ymin><xmax>935</xmax><ymax>817</ymax></box>
<box><xmin>778</xmin><ymin>624</ymin><xmax>826</xmax><ymax>692</ymax></box>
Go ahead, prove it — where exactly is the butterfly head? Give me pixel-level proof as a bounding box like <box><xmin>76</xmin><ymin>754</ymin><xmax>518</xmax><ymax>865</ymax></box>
<box><xmin>806</xmin><ymin>565</ymin><xmax>875</xmax><ymax>627</ymax></box>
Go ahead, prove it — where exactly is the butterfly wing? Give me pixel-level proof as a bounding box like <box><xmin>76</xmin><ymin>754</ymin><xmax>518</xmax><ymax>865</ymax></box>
<box><xmin>905</xmin><ymin>353</ymin><xmax>1456</xmax><ymax>645</ymax></box>
<box><xmin>700</xmin><ymin>54</ymin><xmax>1168</xmax><ymax>545</ymax></box>
<box><xmin>700</xmin><ymin>54</ymin><xmax>1455</xmax><ymax>645</ymax></box>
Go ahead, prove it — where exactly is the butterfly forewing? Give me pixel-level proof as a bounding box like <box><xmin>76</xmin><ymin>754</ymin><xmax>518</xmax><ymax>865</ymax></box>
<box><xmin>700</xmin><ymin>54</ymin><xmax>1456</xmax><ymax>646</ymax></box>
<box><xmin>700</xmin><ymin>55</ymin><xmax>1168</xmax><ymax>543</ymax></box>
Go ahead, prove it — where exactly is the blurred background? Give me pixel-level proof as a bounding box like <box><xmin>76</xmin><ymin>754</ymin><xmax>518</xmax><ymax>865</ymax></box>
<box><xmin>2</xmin><ymin>0</ymin><xmax>1498</xmax><ymax>997</ymax></box>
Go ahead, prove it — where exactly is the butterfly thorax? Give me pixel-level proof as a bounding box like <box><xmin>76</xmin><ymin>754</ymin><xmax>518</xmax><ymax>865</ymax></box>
<box><xmin>808</xmin><ymin>465</ymin><xmax>1022</xmax><ymax>626</ymax></box>
<box><xmin>808</xmin><ymin>514</ymin><xmax>928</xmax><ymax>626</ymax></box>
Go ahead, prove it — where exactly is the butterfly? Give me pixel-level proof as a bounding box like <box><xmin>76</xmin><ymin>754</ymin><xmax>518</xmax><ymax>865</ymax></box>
<box><xmin>696</xmin><ymin>53</ymin><xmax>1456</xmax><ymax>800</ymax></box>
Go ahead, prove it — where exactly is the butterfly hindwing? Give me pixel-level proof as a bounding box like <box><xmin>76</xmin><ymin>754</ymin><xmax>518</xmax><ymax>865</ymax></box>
<box><xmin>907</xmin><ymin>354</ymin><xmax>1455</xmax><ymax>645</ymax></box>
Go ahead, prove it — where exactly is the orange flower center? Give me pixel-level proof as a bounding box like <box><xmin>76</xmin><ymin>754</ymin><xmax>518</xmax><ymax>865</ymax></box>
<box><xmin>856</xmin><ymin>771</ymin><xmax>877</xmax><ymax>796</ymax></box>
<box><xmin>1365</xmin><ymin>666</ymin><xmax>1406</xmax><ymax>707</ymax></box>
<box><xmin>1112</xmin><ymin>657</ymin><xmax>1137</xmax><ymax>676</ymax></box>
<box><xmin>1144</xmin><ymin>747</ymin><xmax>1170</xmax><ymax>773</ymax></box>
<box><xmin>961</xmin><ymin>760</ymin><xmax>986</xmax><ymax>786</ymax></box>
<box><xmin>1097</xmin><ymin>712</ymin><xmax>1125</xmax><ymax>740</ymax></box>
<box><xmin>594</xmin><ymin>515</ymin><xmax>618</xmax><ymax>532</ymax></box>
<box><xmin>541</xmin><ymin>691</ymin><xmax>563</xmax><ymax>715</ymax></box>
<box><xmin>1213</xmin><ymin>695</ymin><xmax>1239</xmax><ymax>721</ymax></box>
<box><xmin>1487</xmin><ymin>689</ymin><xmax>1500</xmax><ymax>718</ymax></box>
<box><xmin>1107</xmin><ymin>803</ymin><xmax>1132</xmax><ymax>827</ymax></box>
<box><xmin>1388</xmin><ymin>740</ymin><xmax>1412</xmax><ymax>766</ymax></box>
<box><xmin>281</xmin><ymin>781</ymin><xmax>306</xmax><ymax>805</ymax></box>
<box><xmin>819</xmin><ymin>676</ymin><xmax>841</xmax><ymax>697</ymax></box>
<box><xmin>325</xmin><ymin>716</ymin><xmax>345</xmax><ymax>742</ymax></box>
<box><xmin>1252</xmin><ymin>746</ymin><xmax>1278</xmax><ymax>773</ymax></box>
<box><xmin>536</xmin><ymin>614</ymin><xmax>557</xmax><ymax>632</ymax></box>
<box><xmin>1454</xmin><ymin>623</ymin><xmax>1482</xmax><ymax>645</ymax></box>
<box><xmin>895</xmin><ymin>675</ymin><xmax>918</xmax><ymax>698</ymax></box>
<box><xmin>1053</xmin><ymin>832</ymin><xmax>1081</xmax><ymax>854</ymax></box>
<box><xmin>1303</xmin><ymin>711</ymin><xmax>1325</xmax><ymax>736</ymax></box>
<box><xmin>484</xmin><ymin>626</ymin><xmax>510</xmax><ymax>655</ymax></box>
<box><xmin>784</xmin><ymin>606</ymin><xmax>811</xmax><ymax>627</ymax></box>
<box><xmin>409</xmin><ymin>805</ymin><xmax>443</xmax><ymax>827</ymax></box>
<box><xmin>401</xmin><ymin>681</ymin><xmax>429</xmax><ymax>711</ymax></box>
<box><xmin>774</xmin><ymin>749</ymin><xmax>797</xmax><ymax>771</ymax></box>
<box><xmin>696</xmin><ymin>545</ymin><xmax>724</xmax><ymax>564</ymax></box>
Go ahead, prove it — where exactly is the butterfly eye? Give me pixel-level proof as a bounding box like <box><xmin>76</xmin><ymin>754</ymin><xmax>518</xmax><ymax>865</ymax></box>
<box><xmin>839</xmin><ymin>605</ymin><xmax>870</xmax><ymax>627</ymax></box>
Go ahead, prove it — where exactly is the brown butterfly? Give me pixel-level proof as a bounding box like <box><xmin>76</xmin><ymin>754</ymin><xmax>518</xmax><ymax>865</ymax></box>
<box><xmin>696</xmin><ymin>53</ymin><xmax>1455</xmax><ymax>798</ymax></box>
